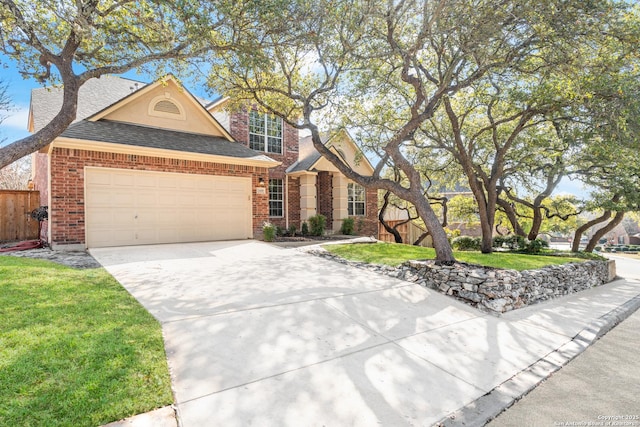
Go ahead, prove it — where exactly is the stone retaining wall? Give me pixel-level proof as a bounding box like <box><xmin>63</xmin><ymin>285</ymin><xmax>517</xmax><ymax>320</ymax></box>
<box><xmin>311</xmin><ymin>249</ymin><xmax>616</xmax><ymax>314</ymax></box>
<box><xmin>401</xmin><ymin>259</ymin><xmax>615</xmax><ymax>314</ymax></box>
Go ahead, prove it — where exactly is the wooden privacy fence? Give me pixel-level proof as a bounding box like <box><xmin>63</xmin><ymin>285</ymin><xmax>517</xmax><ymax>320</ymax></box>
<box><xmin>0</xmin><ymin>190</ymin><xmax>41</xmax><ymax>242</ymax></box>
<box><xmin>378</xmin><ymin>220</ymin><xmax>433</xmax><ymax>247</ymax></box>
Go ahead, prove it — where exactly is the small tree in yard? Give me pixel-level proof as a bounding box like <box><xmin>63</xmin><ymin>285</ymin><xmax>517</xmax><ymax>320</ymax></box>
<box><xmin>0</xmin><ymin>156</ymin><xmax>30</xmax><ymax>189</ymax></box>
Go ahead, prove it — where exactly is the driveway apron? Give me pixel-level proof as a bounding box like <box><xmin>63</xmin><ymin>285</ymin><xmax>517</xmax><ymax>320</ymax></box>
<box><xmin>90</xmin><ymin>241</ymin><xmax>640</xmax><ymax>426</ymax></box>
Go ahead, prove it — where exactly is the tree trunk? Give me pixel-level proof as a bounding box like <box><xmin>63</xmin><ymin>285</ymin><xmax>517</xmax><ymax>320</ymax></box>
<box><xmin>413</xmin><ymin>196</ymin><xmax>455</xmax><ymax>263</ymax></box>
<box><xmin>497</xmin><ymin>198</ymin><xmax>527</xmax><ymax>237</ymax></box>
<box><xmin>572</xmin><ymin>211</ymin><xmax>612</xmax><ymax>252</ymax></box>
<box><xmin>528</xmin><ymin>207</ymin><xmax>544</xmax><ymax>241</ymax></box>
<box><xmin>0</xmin><ymin>76</ymin><xmax>80</xmax><ymax>169</ymax></box>
<box><xmin>413</xmin><ymin>231</ymin><xmax>430</xmax><ymax>246</ymax></box>
<box><xmin>585</xmin><ymin>211</ymin><xmax>625</xmax><ymax>252</ymax></box>
<box><xmin>378</xmin><ymin>191</ymin><xmax>404</xmax><ymax>244</ymax></box>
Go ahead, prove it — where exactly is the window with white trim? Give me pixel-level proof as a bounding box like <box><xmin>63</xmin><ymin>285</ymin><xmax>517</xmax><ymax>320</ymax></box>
<box><xmin>269</xmin><ymin>179</ymin><xmax>284</xmax><ymax>217</ymax></box>
<box><xmin>348</xmin><ymin>182</ymin><xmax>365</xmax><ymax>216</ymax></box>
<box><xmin>249</xmin><ymin>110</ymin><xmax>283</xmax><ymax>154</ymax></box>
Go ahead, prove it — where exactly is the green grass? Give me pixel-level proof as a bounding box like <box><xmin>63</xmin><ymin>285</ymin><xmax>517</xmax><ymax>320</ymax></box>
<box><xmin>324</xmin><ymin>242</ymin><xmax>588</xmax><ymax>271</ymax></box>
<box><xmin>0</xmin><ymin>257</ymin><xmax>172</xmax><ymax>427</ymax></box>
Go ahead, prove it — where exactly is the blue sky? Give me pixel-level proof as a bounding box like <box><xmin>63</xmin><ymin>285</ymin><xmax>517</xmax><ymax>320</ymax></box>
<box><xmin>0</xmin><ymin>57</ymin><xmax>34</xmax><ymax>145</ymax></box>
<box><xmin>0</xmin><ymin>53</ymin><xmax>589</xmax><ymax>197</ymax></box>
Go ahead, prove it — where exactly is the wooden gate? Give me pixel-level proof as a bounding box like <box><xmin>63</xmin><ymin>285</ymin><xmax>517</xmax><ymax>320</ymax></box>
<box><xmin>0</xmin><ymin>190</ymin><xmax>41</xmax><ymax>242</ymax></box>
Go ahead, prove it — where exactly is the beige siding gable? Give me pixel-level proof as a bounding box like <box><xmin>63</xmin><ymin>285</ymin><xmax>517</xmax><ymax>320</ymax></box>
<box><xmin>97</xmin><ymin>79</ymin><xmax>229</xmax><ymax>138</ymax></box>
<box><xmin>313</xmin><ymin>132</ymin><xmax>374</xmax><ymax>176</ymax></box>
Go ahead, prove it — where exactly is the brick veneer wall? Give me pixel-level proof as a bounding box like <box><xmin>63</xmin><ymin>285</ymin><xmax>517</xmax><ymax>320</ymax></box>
<box><xmin>317</xmin><ymin>171</ymin><xmax>333</xmax><ymax>227</ymax></box>
<box><xmin>228</xmin><ymin>109</ymin><xmax>300</xmax><ymax>229</ymax></box>
<box><xmin>351</xmin><ymin>187</ymin><xmax>378</xmax><ymax>236</ymax></box>
<box><xmin>287</xmin><ymin>176</ymin><xmax>301</xmax><ymax>230</ymax></box>
<box><xmin>49</xmin><ymin>147</ymin><xmax>269</xmax><ymax>246</ymax></box>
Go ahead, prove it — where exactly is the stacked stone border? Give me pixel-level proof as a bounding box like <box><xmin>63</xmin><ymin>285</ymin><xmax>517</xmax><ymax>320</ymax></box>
<box><xmin>310</xmin><ymin>248</ymin><xmax>616</xmax><ymax>314</ymax></box>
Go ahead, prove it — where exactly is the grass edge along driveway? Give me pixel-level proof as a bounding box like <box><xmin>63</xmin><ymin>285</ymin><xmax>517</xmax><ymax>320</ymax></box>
<box><xmin>0</xmin><ymin>256</ymin><xmax>172</xmax><ymax>427</ymax></box>
<box><xmin>324</xmin><ymin>242</ymin><xmax>588</xmax><ymax>271</ymax></box>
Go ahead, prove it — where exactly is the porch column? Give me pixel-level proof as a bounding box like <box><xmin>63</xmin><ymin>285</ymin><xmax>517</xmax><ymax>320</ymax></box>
<box><xmin>332</xmin><ymin>174</ymin><xmax>349</xmax><ymax>231</ymax></box>
<box><xmin>299</xmin><ymin>173</ymin><xmax>317</xmax><ymax>221</ymax></box>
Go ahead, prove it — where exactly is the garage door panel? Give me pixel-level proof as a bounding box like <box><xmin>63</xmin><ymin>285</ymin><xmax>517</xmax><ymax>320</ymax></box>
<box><xmin>136</xmin><ymin>191</ymin><xmax>159</xmax><ymax>206</ymax></box>
<box><xmin>156</xmin><ymin>210</ymin><xmax>181</xmax><ymax>225</ymax></box>
<box><xmin>86</xmin><ymin>189</ymin><xmax>137</xmax><ymax>207</ymax></box>
<box><xmin>157</xmin><ymin>175</ymin><xmax>179</xmax><ymax>189</ymax></box>
<box><xmin>111</xmin><ymin>172</ymin><xmax>135</xmax><ymax>187</ymax></box>
<box><xmin>86</xmin><ymin>168</ymin><xmax>252</xmax><ymax>248</ymax></box>
<box><xmin>85</xmin><ymin>170</ymin><xmax>112</xmax><ymax>186</ymax></box>
<box><xmin>135</xmin><ymin>174</ymin><xmax>158</xmax><ymax>188</ymax></box>
<box><xmin>87</xmin><ymin>208</ymin><xmax>136</xmax><ymax>227</ymax></box>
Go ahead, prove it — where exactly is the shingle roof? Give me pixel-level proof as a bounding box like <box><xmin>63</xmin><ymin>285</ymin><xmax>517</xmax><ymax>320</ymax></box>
<box><xmin>60</xmin><ymin>120</ymin><xmax>278</xmax><ymax>163</ymax></box>
<box><xmin>30</xmin><ymin>76</ymin><xmax>149</xmax><ymax>132</ymax></box>
<box><xmin>30</xmin><ymin>75</ymin><xmax>217</xmax><ymax>133</ymax></box>
<box><xmin>286</xmin><ymin>134</ymin><xmax>329</xmax><ymax>173</ymax></box>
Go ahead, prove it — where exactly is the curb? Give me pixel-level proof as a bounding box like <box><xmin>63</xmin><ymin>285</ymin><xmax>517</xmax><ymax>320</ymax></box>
<box><xmin>100</xmin><ymin>405</ymin><xmax>177</xmax><ymax>427</ymax></box>
<box><xmin>435</xmin><ymin>292</ymin><xmax>640</xmax><ymax>427</ymax></box>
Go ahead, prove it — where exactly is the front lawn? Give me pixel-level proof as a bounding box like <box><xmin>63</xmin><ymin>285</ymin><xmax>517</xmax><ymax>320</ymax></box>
<box><xmin>0</xmin><ymin>257</ymin><xmax>172</xmax><ymax>427</ymax></box>
<box><xmin>324</xmin><ymin>242</ymin><xmax>587</xmax><ymax>271</ymax></box>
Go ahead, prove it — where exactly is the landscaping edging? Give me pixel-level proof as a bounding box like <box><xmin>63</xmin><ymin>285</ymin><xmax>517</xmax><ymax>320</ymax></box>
<box><xmin>309</xmin><ymin>248</ymin><xmax>616</xmax><ymax>314</ymax></box>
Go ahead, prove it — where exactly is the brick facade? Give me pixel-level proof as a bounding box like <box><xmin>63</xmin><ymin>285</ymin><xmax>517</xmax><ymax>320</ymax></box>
<box><xmin>228</xmin><ymin>109</ymin><xmax>301</xmax><ymax>230</ymax></box>
<box><xmin>316</xmin><ymin>171</ymin><xmax>333</xmax><ymax>226</ymax></box>
<box><xmin>351</xmin><ymin>187</ymin><xmax>379</xmax><ymax>236</ymax></box>
<box><xmin>287</xmin><ymin>176</ymin><xmax>301</xmax><ymax>230</ymax></box>
<box><xmin>48</xmin><ymin>147</ymin><xmax>269</xmax><ymax>246</ymax></box>
<box><xmin>227</xmin><ymin>109</ymin><xmax>379</xmax><ymax>236</ymax></box>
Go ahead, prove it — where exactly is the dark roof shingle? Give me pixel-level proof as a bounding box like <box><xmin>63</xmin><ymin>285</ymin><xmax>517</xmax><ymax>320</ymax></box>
<box><xmin>61</xmin><ymin>120</ymin><xmax>278</xmax><ymax>162</ymax></box>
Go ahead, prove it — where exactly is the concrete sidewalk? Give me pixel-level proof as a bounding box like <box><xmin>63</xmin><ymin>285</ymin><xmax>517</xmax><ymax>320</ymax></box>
<box><xmin>488</xmin><ymin>308</ymin><xmax>640</xmax><ymax>427</ymax></box>
<box><xmin>92</xmin><ymin>242</ymin><xmax>640</xmax><ymax>427</ymax></box>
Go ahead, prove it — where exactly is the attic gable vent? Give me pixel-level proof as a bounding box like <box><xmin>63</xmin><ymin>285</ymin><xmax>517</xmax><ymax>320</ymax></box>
<box><xmin>154</xmin><ymin>100</ymin><xmax>180</xmax><ymax>115</ymax></box>
<box><xmin>148</xmin><ymin>93</ymin><xmax>186</xmax><ymax>120</ymax></box>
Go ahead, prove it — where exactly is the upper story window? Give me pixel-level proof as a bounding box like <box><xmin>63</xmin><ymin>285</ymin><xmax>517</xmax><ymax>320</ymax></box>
<box><xmin>348</xmin><ymin>182</ymin><xmax>366</xmax><ymax>216</ymax></box>
<box><xmin>249</xmin><ymin>110</ymin><xmax>283</xmax><ymax>154</ymax></box>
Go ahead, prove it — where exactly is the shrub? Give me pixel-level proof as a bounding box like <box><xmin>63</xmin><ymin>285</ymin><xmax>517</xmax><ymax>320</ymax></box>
<box><xmin>275</xmin><ymin>226</ymin><xmax>285</xmax><ymax>237</ymax></box>
<box><xmin>308</xmin><ymin>214</ymin><xmax>326</xmax><ymax>236</ymax></box>
<box><xmin>451</xmin><ymin>236</ymin><xmax>482</xmax><ymax>251</ymax></box>
<box><xmin>288</xmin><ymin>224</ymin><xmax>297</xmax><ymax>237</ymax></box>
<box><xmin>524</xmin><ymin>238</ymin><xmax>549</xmax><ymax>253</ymax></box>
<box><xmin>444</xmin><ymin>228</ymin><xmax>461</xmax><ymax>244</ymax></box>
<box><xmin>493</xmin><ymin>236</ymin><xmax>506</xmax><ymax>248</ymax></box>
<box><xmin>340</xmin><ymin>218</ymin><xmax>355</xmax><ymax>235</ymax></box>
<box><xmin>502</xmin><ymin>234</ymin><xmax>526</xmax><ymax>250</ymax></box>
<box><xmin>301</xmin><ymin>221</ymin><xmax>309</xmax><ymax>236</ymax></box>
<box><xmin>263</xmin><ymin>222</ymin><xmax>276</xmax><ymax>242</ymax></box>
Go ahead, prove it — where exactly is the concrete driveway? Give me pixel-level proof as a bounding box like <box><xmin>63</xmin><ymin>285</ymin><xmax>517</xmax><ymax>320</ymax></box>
<box><xmin>90</xmin><ymin>241</ymin><xmax>640</xmax><ymax>426</ymax></box>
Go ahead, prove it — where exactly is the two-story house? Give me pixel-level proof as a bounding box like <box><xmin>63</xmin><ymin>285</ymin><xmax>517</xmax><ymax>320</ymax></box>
<box><xmin>29</xmin><ymin>75</ymin><xmax>378</xmax><ymax>249</ymax></box>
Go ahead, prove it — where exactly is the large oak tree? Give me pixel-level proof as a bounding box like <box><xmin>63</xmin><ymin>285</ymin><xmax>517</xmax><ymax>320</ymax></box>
<box><xmin>206</xmin><ymin>0</ymin><xmax>582</xmax><ymax>262</ymax></box>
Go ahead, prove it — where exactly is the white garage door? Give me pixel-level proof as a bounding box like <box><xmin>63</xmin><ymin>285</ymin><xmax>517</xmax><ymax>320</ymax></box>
<box><xmin>85</xmin><ymin>168</ymin><xmax>252</xmax><ymax>248</ymax></box>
